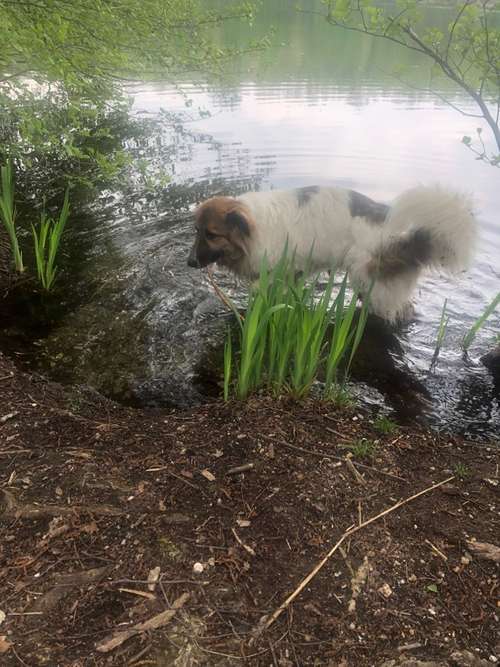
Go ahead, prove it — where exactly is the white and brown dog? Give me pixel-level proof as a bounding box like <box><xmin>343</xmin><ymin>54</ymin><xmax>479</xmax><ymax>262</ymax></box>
<box><xmin>187</xmin><ymin>185</ymin><xmax>476</xmax><ymax>322</ymax></box>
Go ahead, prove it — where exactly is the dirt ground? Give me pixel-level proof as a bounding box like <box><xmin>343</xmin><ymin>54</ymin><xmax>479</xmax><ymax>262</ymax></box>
<box><xmin>0</xmin><ymin>351</ymin><xmax>499</xmax><ymax>667</ymax></box>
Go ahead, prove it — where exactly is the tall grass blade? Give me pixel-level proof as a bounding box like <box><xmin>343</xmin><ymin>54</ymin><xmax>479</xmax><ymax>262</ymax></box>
<box><xmin>430</xmin><ymin>298</ymin><xmax>450</xmax><ymax>367</ymax></box>
<box><xmin>462</xmin><ymin>290</ymin><xmax>500</xmax><ymax>351</ymax></box>
<box><xmin>0</xmin><ymin>161</ymin><xmax>25</xmax><ymax>273</ymax></box>
<box><xmin>223</xmin><ymin>327</ymin><xmax>232</xmax><ymax>402</ymax></box>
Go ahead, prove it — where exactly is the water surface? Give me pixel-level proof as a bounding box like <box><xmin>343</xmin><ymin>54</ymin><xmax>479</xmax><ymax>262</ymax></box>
<box><xmin>6</xmin><ymin>1</ymin><xmax>500</xmax><ymax>438</ymax></box>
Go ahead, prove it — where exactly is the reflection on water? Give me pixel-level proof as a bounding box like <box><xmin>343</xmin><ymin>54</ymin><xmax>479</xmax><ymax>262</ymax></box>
<box><xmin>3</xmin><ymin>0</ymin><xmax>499</xmax><ymax>438</ymax></box>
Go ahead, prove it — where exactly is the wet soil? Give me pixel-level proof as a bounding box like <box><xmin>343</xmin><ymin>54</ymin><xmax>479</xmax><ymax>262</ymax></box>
<box><xmin>0</xmin><ymin>352</ymin><xmax>499</xmax><ymax>666</ymax></box>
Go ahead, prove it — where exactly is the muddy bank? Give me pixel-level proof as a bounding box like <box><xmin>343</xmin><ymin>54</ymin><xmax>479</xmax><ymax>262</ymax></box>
<box><xmin>0</xmin><ymin>352</ymin><xmax>498</xmax><ymax>666</ymax></box>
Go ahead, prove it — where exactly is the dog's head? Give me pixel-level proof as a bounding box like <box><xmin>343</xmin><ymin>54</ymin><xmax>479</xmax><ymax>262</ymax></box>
<box><xmin>187</xmin><ymin>197</ymin><xmax>252</xmax><ymax>272</ymax></box>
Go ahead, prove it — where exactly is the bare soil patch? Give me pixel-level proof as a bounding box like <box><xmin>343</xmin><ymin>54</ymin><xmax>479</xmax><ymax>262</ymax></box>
<box><xmin>0</xmin><ymin>352</ymin><xmax>498</xmax><ymax>666</ymax></box>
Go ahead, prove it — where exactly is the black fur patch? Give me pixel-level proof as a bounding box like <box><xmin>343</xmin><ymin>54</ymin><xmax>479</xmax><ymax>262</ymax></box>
<box><xmin>372</xmin><ymin>229</ymin><xmax>433</xmax><ymax>279</ymax></box>
<box><xmin>226</xmin><ymin>210</ymin><xmax>250</xmax><ymax>236</ymax></box>
<box><xmin>349</xmin><ymin>190</ymin><xmax>389</xmax><ymax>224</ymax></box>
<box><xmin>296</xmin><ymin>186</ymin><xmax>320</xmax><ymax>207</ymax></box>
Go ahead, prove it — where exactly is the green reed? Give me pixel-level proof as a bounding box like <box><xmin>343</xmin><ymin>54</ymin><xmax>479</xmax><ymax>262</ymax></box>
<box><xmin>0</xmin><ymin>161</ymin><xmax>25</xmax><ymax>273</ymax></box>
<box><xmin>224</xmin><ymin>250</ymin><xmax>370</xmax><ymax>400</ymax></box>
<box><xmin>462</xmin><ymin>290</ymin><xmax>500</xmax><ymax>351</ymax></box>
<box><xmin>31</xmin><ymin>189</ymin><xmax>70</xmax><ymax>291</ymax></box>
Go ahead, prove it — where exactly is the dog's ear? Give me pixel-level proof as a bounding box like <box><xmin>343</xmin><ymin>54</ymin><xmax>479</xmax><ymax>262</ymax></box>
<box><xmin>225</xmin><ymin>210</ymin><xmax>250</xmax><ymax>237</ymax></box>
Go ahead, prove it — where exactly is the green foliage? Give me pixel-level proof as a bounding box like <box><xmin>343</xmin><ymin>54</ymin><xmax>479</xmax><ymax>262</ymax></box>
<box><xmin>321</xmin><ymin>0</ymin><xmax>500</xmax><ymax>157</ymax></box>
<box><xmin>0</xmin><ymin>1</ymin><xmax>265</xmax><ymax>190</ymax></box>
<box><xmin>453</xmin><ymin>462</ymin><xmax>470</xmax><ymax>479</ymax></box>
<box><xmin>0</xmin><ymin>161</ymin><xmax>24</xmax><ymax>273</ymax></box>
<box><xmin>373</xmin><ymin>414</ymin><xmax>398</xmax><ymax>435</ymax></box>
<box><xmin>31</xmin><ymin>189</ymin><xmax>70</xmax><ymax>291</ymax></box>
<box><xmin>0</xmin><ymin>1</ymin><xmax>263</xmax><ymax>103</ymax></box>
<box><xmin>462</xmin><ymin>290</ymin><xmax>500</xmax><ymax>351</ymax></box>
<box><xmin>346</xmin><ymin>438</ymin><xmax>377</xmax><ymax>459</ymax></box>
<box><xmin>223</xmin><ymin>250</ymin><xmax>369</xmax><ymax>401</ymax></box>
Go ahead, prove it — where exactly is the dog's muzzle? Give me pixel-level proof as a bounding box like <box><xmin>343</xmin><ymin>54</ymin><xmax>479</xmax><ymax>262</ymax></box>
<box><xmin>187</xmin><ymin>245</ymin><xmax>201</xmax><ymax>268</ymax></box>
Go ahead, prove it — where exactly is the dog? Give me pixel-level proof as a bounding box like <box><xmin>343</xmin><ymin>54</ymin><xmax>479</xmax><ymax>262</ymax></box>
<box><xmin>187</xmin><ymin>185</ymin><xmax>476</xmax><ymax>322</ymax></box>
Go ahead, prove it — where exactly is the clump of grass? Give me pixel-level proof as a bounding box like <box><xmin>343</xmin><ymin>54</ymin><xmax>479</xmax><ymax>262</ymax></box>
<box><xmin>223</xmin><ymin>249</ymin><xmax>370</xmax><ymax>401</ymax></box>
<box><xmin>374</xmin><ymin>414</ymin><xmax>398</xmax><ymax>435</ymax></box>
<box><xmin>346</xmin><ymin>439</ymin><xmax>377</xmax><ymax>459</ymax></box>
<box><xmin>31</xmin><ymin>189</ymin><xmax>70</xmax><ymax>291</ymax></box>
<box><xmin>328</xmin><ymin>385</ymin><xmax>355</xmax><ymax>409</ymax></box>
<box><xmin>462</xmin><ymin>291</ymin><xmax>500</xmax><ymax>351</ymax></box>
<box><xmin>453</xmin><ymin>462</ymin><xmax>470</xmax><ymax>480</ymax></box>
<box><xmin>0</xmin><ymin>161</ymin><xmax>25</xmax><ymax>273</ymax></box>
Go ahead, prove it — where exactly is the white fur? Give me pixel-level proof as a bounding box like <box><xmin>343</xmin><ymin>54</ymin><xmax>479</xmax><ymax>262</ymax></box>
<box><xmin>236</xmin><ymin>185</ymin><xmax>477</xmax><ymax>322</ymax></box>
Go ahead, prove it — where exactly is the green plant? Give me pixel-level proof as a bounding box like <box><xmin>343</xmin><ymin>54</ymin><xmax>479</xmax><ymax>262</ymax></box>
<box><xmin>31</xmin><ymin>190</ymin><xmax>70</xmax><ymax>291</ymax></box>
<box><xmin>324</xmin><ymin>274</ymin><xmax>369</xmax><ymax>395</ymax></box>
<box><xmin>347</xmin><ymin>439</ymin><xmax>377</xmax><ymax>459</ymax></box>
<box><xmin>462</xmin><ymin>291</ymin><xmax>500</xmax><ymax>351</ymax></box>
<box><xmin>223</xmin><ymin>327</ymin><xmax>232</xmax><ymax>402</ymax></box>
<box><xmin>374</xmin><ymin>415</ymin><xmax>398</xmax><ymax>435</ymax></box>
<box><xmin>223</xmin><ymin>251</ymin><xmax>370</xmax><ymax>400</ymax></box>
<box><xmin>453</xmin><ymin>462</ymin><xmax>470</xmax><ymax>480</ymax></box>
<box><xmin>328</xmin><ymin>385</ymin><xmax>355</xmax><ymax>409</ymax></box>
<box><xmin>431</xmin><ymin>298</ymin><xmax>450</xmax><ymax>365</ymax></box>
<box><xmin>0</xmin><ymin>161</ymin><xmax>25</xmax><ymax>273</ymax></box>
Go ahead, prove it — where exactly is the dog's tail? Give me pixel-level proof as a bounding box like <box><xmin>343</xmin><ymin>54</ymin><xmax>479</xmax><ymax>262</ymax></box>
<box><xmin>372</xmin><ymin>185</ymin><xmax>477</xmax><ymax>278</ymax></box>
<box><xmin>349</xmin><ymin>185</ymin><xmax>477</xmax><ymax>322</ymax></box>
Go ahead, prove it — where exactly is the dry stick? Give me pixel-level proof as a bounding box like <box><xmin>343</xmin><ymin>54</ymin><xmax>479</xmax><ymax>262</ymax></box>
<box><xmin>250</xmin><ymin>475</ymin><xmax>455</xmax><ymax>643</ymax></box>
<box><xmin>206</xmin><ymin>267</ymin><xmax>244</xmax><ymax>320</ymax></box>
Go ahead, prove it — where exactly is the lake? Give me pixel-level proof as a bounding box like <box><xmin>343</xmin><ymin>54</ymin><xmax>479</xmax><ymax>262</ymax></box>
<box><xmin>8</xmin><ymin>1</ymin><xmax>500</xmax><ymax>438</ymax></box>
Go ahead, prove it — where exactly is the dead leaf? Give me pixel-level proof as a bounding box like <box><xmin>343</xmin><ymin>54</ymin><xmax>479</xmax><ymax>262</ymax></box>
<box><xmin>0</xmin><ymin>610</ymin><xmax>5</xmax><ymax>625</ymax></box>
<box><xmin>200</xmin><ymin>469</ymin><xmax>215</xmax><ymax>482</ymax></box>
<box><xmin>81</xmin><ymin>521</ymin><xmax>98</xmax><ymax>534</ymax></box>
<box><xmin>0</xmin><ymin>636</ymin><xmax>12</xmax><ymax>654</ymax></box>
<box><xmin>96</xmin><ymin>591</ymin><xmax>190</xmax><ymax>653</ymax></box>
<box><xmin>467</xmin><ymin>540</ymin><xmax>500</xmax><ymax>563</ymax></box>
<box><xmin>32</xmin><ymin>567</ymin><xmax>108</xmax><ymax>613</ymax></box>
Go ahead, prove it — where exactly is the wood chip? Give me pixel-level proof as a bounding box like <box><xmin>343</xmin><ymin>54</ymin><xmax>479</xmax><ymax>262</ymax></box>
<box><xmin>96</xmin><ymin>592</ymin><xmax>190</xmax><ymax>653</ymax></box>
<box><xmin>200</xmin><ymin>469</ymin><xmax>216</xmax><ymax>482</ymax></box>
<box><xmin>0</xmin><ymin>412</ymin><xmax>18</xmax><ymax>424</ymax></box>
<box><xmin>147</xmin><ymin>566</ymin><xmax>161</xmax><ymax>591</ymax></box>
<box><xmin>227</xmin><ymin>463</ymin><xmax>254</xmax><ymax>475</ymax></box>
<box><xmin>118</xmin><ymin>588</ymin><xmax>156</xmax><ymax>600</ymax></box>
<box><xmin>467</xmin><ymin>540</ymin><xmax>500</xmax><ymax>563</ymax></box>
<box><xmin>0</xmin><ymin>636</ymin><xmax>12</xmax><ymax>654</ymax></box>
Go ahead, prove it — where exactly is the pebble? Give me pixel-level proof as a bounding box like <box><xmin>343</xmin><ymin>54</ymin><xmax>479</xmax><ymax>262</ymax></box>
<box><xmin>192</xmin><ymin>562</ymin><xmax>204</xmax><ymax>574</ymax></box>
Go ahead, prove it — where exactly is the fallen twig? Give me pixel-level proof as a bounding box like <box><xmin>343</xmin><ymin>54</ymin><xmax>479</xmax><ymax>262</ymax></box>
<box><xmin>425</xmin><ymin>538</ymin><xmax>448</xmax><ymax>561</ymax></box>
<box><xmin>345</xmin><ymin>456</ymin><xmax>366</xmax><ymax>486</ymax></box>
<box><xmin>96</xmin><ymin>591</ymin><xmax>190</xmax><ymax>653</ymax></box>
<box><xmin>227</xmin><ymin>463</ymin><xmax>255</xmax><ymax>475</ymax></box>
<box><xmin>232</xmin><ymin>528</ymin><xmax>256</xmax><ymax>556</ymax></box>
<box><xmin>249</xmin><ymin>476</ymin><xmax>454</xmax><ymax>642</ymax></box>
<box><xmin>206</xmin><ymin>268</ymin><xmax>243</xmax><ymax>320</ymax></box>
